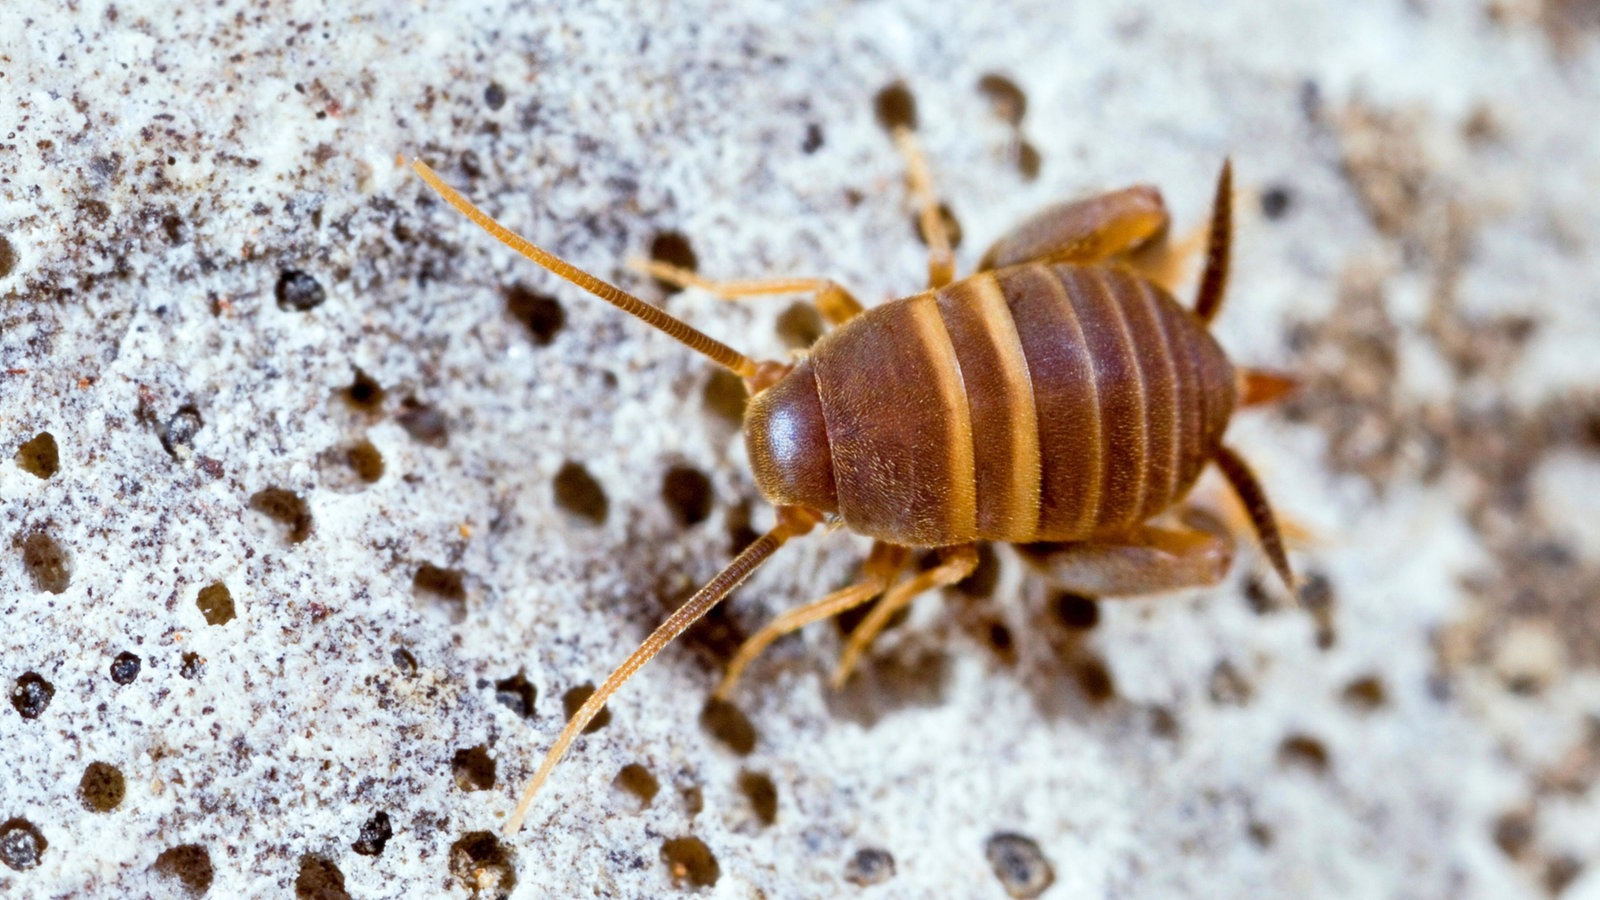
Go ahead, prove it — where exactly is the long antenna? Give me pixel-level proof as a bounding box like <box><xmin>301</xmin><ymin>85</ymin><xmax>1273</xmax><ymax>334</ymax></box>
<box><xmin>502</xmin><ymin>505</ymin><xmax>821</xmax><ymax>835</ymax></box>
<box><xmin>412</xmin><ymin>160</ymin><xmax>758</xmax><ymax>378</ymax></box>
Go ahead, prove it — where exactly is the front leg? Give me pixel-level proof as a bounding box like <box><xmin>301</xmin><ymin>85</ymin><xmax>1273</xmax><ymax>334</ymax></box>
<box><xmin>1015</xmin><ymin>508</ymin><xmax>1235</xmax><ymax>597</ymax></box>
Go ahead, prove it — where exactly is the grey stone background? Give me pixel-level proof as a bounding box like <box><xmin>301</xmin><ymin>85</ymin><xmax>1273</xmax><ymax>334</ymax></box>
<box><xmin>3</xmin><ymin>0</ymin><xmax>1599</xmax><ymax>897</ymax></box>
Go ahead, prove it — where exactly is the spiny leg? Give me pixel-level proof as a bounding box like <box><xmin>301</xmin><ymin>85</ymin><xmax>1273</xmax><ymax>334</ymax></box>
<box><xmin>634</xmin><ymin>259</ymin><xmax>865</xmax><ymax>326</ymax></box>
<box><xmin>1193</xmin><ymin>159</ymin><xmax>1233</xmax><ymax>324</ymax></box>
<box><xmin>890</xmin><ymin>125</ymin><xmax>957</xmax><ymax>290</ymax></box>
<box><xmin>502</xmin><ymin>505</ymin><xmax>822</xmax><ymax>835</ymax></box>
<box><xmin>713</xmin><ymin>542</ymin><xmax>910</xmax><ymax>700</ymax></box>
<box><xmin>1016</xmin><ymin>508</ymin><xmax>1235</xmax><ymax>597</ymax></box>
<box><xmin>1211</xmin><ymin>444</ymin><xmax>1294</xmax><ymax>591</ymax></box>
<box><xmin>831</xmin><ymin>544</ymin><xmax>979</xmax><ymax>688</ymax></box>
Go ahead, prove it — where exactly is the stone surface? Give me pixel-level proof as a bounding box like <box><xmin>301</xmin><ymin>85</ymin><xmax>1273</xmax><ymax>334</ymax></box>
<box><xmin>3</xmin><ymin>1</ymin><xmax>1600</xmax><ymax>897</ymax></box>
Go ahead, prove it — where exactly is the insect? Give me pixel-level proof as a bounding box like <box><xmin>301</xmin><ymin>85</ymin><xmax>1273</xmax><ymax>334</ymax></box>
<box><xmin>412</xmin><ymin>110</ymin><xmax>1295</xmax><ymax>836</ymax></box>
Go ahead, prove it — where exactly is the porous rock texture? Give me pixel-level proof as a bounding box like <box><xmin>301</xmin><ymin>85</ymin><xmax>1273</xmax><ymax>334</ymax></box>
<box><xmin>4</xmin><ymin>1</ymin><xmax>1600</xmax><ymax>897</ymax></box>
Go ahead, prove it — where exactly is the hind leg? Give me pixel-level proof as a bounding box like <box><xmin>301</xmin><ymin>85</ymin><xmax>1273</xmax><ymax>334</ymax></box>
<box><xmin>978</xmin><ymin>185</ymin><xmax>1172</xmax><ymax>273</ymax></box>
<box><xmin>1016</xmin><ymin>508</ymin><xmax>1235</xmax><ymax>597</ymax></box>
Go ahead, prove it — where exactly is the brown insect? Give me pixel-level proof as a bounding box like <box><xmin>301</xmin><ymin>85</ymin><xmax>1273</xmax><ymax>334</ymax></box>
<box><xmin>412</xmin><ymin>112</ymin><xmax>1295</xmax><ymax>835</ymax></box>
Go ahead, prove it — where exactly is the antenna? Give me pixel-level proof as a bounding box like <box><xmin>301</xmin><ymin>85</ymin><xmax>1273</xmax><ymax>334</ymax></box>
<box><xmin>412</xmin><ymin>160</ymin><xmax>759</xmax><ymax>378</ymax></box>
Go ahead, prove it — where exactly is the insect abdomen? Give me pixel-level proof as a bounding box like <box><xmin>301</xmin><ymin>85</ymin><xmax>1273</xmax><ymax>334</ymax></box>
<box><xmin>746</xmin><ymin>263</ymin><xmax>1235</xmax><ymax>546</ymax></box>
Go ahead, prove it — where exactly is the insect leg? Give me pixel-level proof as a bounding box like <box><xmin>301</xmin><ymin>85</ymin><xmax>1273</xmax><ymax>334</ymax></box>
<box><xmin>890</xmin><ymin>125</ymin><xmax>957</xmax><ymax>290</ymax></box>
<box><xmin>977</xmin><ymin>185</ymin><xmax>1171</xmax><ymax>272</ymax></box>
<box><xmin>632</xmin><ymin>259</ymin><xmax>865</xmax><ymax>326</ymax></box>
<box><xmin>1016</xmin><ymin>508</ymin><xmax>1236</xmax><ymax>597</ymax></box>
<box><xmin>830</xmin><ymin>544</ymin><xmax>979</xmax><ymax>688</ymax></box>
<box><xmin>713</xmin><ymin>542</ymin><xmax>910</xmax><ymax>700</ymax></box>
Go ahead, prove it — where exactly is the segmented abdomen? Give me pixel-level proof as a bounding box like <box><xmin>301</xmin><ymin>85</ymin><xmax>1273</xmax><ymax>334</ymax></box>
<box><xmin>809</xmin><ymin>263</ymin><xmax>1236</xmax><ymax>546</ymax></box>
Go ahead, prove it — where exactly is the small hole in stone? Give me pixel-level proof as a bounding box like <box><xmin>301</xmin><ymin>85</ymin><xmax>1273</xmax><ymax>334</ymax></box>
<box><xmin>11</xmin><ymin>672</ymin><xmax>54</xmax><ymax>719</ymax></box>
<box><xmin>392</xmin><ymin>647</ymin><xmax>418</xmax><ymax>674</ymax></box>
<box><xmin>1277</xmin><ymin>733</ymin><xmax>1331</xmax><ymax>774</ymax></box>
<box><xmin>702</xmin><ymin>369</ymin><xmax>749</xmax><ymax>425</ymax></box>
<box><xmin>179</xmin><ymin>652</ymin><xmax>205</xmax><ymax>680</ymax></box>
<box><xmin>1341</xmin><ymin>674</ymin><xmax>1388</xmax><ymax>710</ymax></box>
<box><xmin>505</xmin><ymin>284</ymin><xmax>565</xmax><ymax>346</ymax></box>
<box><xmin>345</xmin><ymin>439</ymin><xmax>385</xmax><ymax>483</ymax></box>
<box><xmin>110</xmin><ymin>651</ymin><xmax>142</xmax><ymax>685</ymax></box>
<box><xmin>1149</xmin><ymin>705</ymin><xmax>1181</xmax><ymax>740</ymax></box>
<box><xmin>1017</xmin><ymin>140</ymin><xmax>1042</xmax><ymax>181</ymax></box>
<box><xmin>0</xmin><ymin>818</ymin><xmax>47</xmax><ymax>872</ymax></box>
<box><xmin>953</xmin><ymin>543</ymin><xmax>1000</xmax><ymax>598</ymax></box>
<box><xmin>493</xmin><ymin>672</ymin><xmax>536</xmax><ymax>719</ymax></box>
<box><xmin>0</xmin><ymin>235</ymin><xmax>17</xmax><ymax>279</ymax></box>
<box><xmin>662</xmin><ymin>465</ymin><xmax>713</xmax><ymax>528</ymax></box>
<box><xmin>1545</xmin><ymin>855</ymin><xmax>1584</xmax><ymax>895</ymax></box>
<box><xmin>801</xmin><ymin>122</ymin><xmax>824</xmax><ymax>154</ymax></box>
<box><xmin>700</xmin><ymin>697</ymin><xmax>757</xmax><ymax>755</ymax></box>
<box><xmin>1052</xmin><ymin>593</ymin><xmax>1100</xmax><ymax>629</ymax></box>
<box><xmin>396</xmin><ymin>396</ymin><xmax>449</xmax><ymax>447</ymax></box>
<box><xmin>725</xmin><ymin>501</ymin><xmax>761</xmax><ymax>557</ymax></box>
<box><xmin>681</xmin><ymin>785</ymin><xmax>705</xmax><ymax>818</ymax></box>
<box><xmin>648</xmin><ymin>231</ymin><xmax>698</xmax><ymax>294</ymax></box>
<box><xmin>563</xmin><ymin>684</ymin><xmax>611</xmax><ymax>733</ymax></box>
<box><xmin>1209</xmin><ymin>659</ymin><xmax>1254</xmax><ymax>706</ymax></box>
<box><xmin>737</xmin><ymin>770</ymin><xmax>777</xmax><ymax>826</ymax></box>
<box><xmin>986</xmin><ymin>622</ymin><xmax>1015</xmax><ymax>660</ymax></box>
<box><xmin>985</xmin><ymin>832</ymin><xmax>1055</xmax><ymax>899</ymax></box>
<box><xmin>1073</xmin><ymin>656</ymin><xmax>1116</xmax><ymax>704</ymax></box>
<box><xmin>249</xmin><ymin>487</ymin><xmax>313</xmax><ymax>543</ymax></box>
<box><xmin>553</xmin><ymin>461</ymin><xmax>608</xmax><ymax>525</ymax></box>
<box><xmin>413</xmin><ymin>564</ymin><xmax>466</xmax><ymax>622</ymax></box>
<box><xmin>1493</xmin><ymin>809</ymin><xmax>1534</xmax><ymax>860</ymax></box>
<box><xmin>484</xmin><ymin>82</ymin><xmax>507</xmax><ymax>111</ymax></box>
<box><xmin>160</xmin><ymin>405</ymin><xmax>204</xmax><ymax>460</ymax></box>
<box><xmin>152</xmin><ymin>843</ymin><xmax>213</xmax><ymax>896</ymax></box>
<box><xmin>294</xmin><ymin>854</ymin><xmax>350</xmax><ymax>900</ymax></box>
<box><xmin>614</xmin><ymin>763</ymin><xmax>660</xmax><ymax>807</ymax></box>
<box><xmin>873</xmin><ymin>81</ymin><xmax>918</xmax><ymax>132</ymax></box>
<box><xmin>775</xmin><ymin>301</ymin><xmax>824</xmax><ymax>349</ymax></box>
<box><xmin>977</xmin><ymin>73</ymin><xmax>1028</xmax><ymax>125</ymax></box>
<box><xmin>14</xmin><ymin>432</ymin><xmax>58</xmax><ymax>479</ymax></box>
<box><xmin>1242</xmin><ymin>573</ymin><xmax>1280</xmax><ymax>614</ymax></box>
<box><xmin>661</xmin><ymin>836</ymin><xmax>720</xmax><ymax>888</ymax></box>
<box><xmin>343</xmin><ymin>368</ymin><xmax>386</xmax><ymax>411</ymax></box>
<box><xmin>276</xmin><ymin>269</ymin><xmax>327</xmax><ymax>311</ymax></box>
<box><xmin>1298</xmin><ymin>571</ymin><xmax>1337</xmax><ymax>649</ymax></box>
<box><xmin>449</xmin><ymin>831</ymin><xmax>516</xmax><ymax>899</ymax></box>
<box><xmin>352</xmin><ymin>811</ymin><xmax>393</xmax><ymax>856</ymax></box>
<box><xmin>20</xmin><ymin>531</ymin><xmax>72</xmax><ymax>593</ymax></box>
<box><xmin>78</xmin><ymin>761</ymin><xmax>126</xmax><ymax>812</ymax></box>
<box><xmin>844</xmin><ymin>846</ymin><xmax>896</xmax><ymax>886</ymax></box>
<box><xmin>1260</xmin><ymin>184</ymin><xmax>1294</xmax><ymax>220</ymax></box>
<box><xmin>1248</xmin><ymin>820</ymin><xmax>1275</xmax><ymax>848</ymax></box>
<box><xmin>196</xmin><ymin>581</ymin><xmax>236</xmax><ymax>626</ymax></box>
<box><xmin>911</xmin><ymin>203</ymin><xmax>963</xmax><ymax>250</ymax></box>
<box><xmin>452</xmin><ymin>745</ymin><xmax>497</xmax><ymax>792</ymax></box>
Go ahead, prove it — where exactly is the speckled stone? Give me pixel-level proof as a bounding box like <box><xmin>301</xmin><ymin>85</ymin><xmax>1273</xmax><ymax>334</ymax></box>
<box><xmin>4</xmin><ymin>1</ymin><xmax>1600</xmax><ymax>897</ymax></box>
